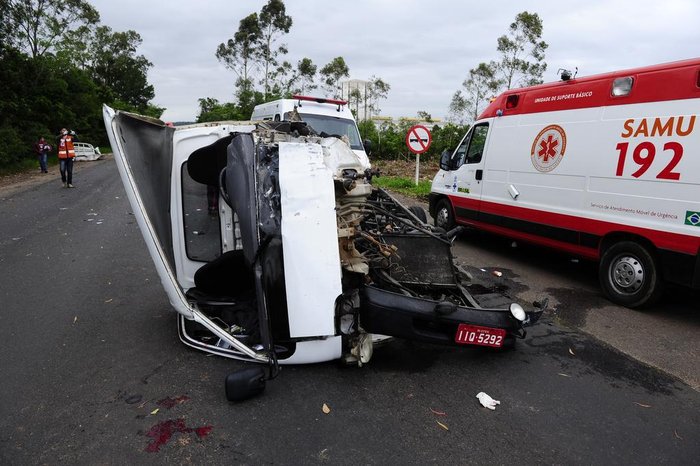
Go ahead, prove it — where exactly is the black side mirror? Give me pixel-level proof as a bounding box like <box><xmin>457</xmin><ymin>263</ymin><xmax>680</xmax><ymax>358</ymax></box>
<box><xmin>439</xmin><ymin>149</ymin><xmax>452</xmax><ymax>171</ymax></box>
<box><xmin>363</xmin><ymin>139</ymin><xmax>372</xmax><ymax>155</ymax></box>
<box><xmin>225</xmin><ymin>366</ymin><xmax>266</xmax><ymax>402</ymax></box>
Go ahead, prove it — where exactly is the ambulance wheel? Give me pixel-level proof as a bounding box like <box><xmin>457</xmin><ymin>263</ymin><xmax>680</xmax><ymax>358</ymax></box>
<box><xmin>599</xmin><ymin>241</ymin><xmax>662</xmax><ymax>308</ymax></box>
<box><xmin>434</xmin><ymin>199</ymin><xmax>455</xmax><ymax>230</ymax></box>
<box><xmin>408</xmin><ymin>205</ymin><xmax>427</xmax><ymax>224</ymax></box>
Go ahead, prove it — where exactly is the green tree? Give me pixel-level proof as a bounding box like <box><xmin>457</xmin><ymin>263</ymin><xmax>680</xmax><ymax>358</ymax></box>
<box><xmin>91</xmin><ymin>27</ymin><xmax>157</xmax><ymax>112</ymax></box>
<box><xmin>197</xmin><ymin>98</ymin><xmax>242</xmax><ymax>122</ymax></box>
<box><xmin>417</xmin><ymin>111</ymin><xmax>433</xmax><ymax>123</ymax></box>
<box><xmin>366</xmin><ymin>76</ymin><xmax>390</xmax><ymax>119</ymax></box>
<box><xmin>496</xmin><ymin>11</ymin><xmax>548</xmax><ymax>88</ymax></box>
<box><xmin>447</xmin><ymin>90</ymin><xmax>468</xmax><ymax>125</ymax></box>
<box><xmin>57</xmin><ymin>24</ymin><xmax>161</xmax><ymax>115</ymax></box>
<box><xmin>295</xmin><ymin>57</ymin><xmax>317</xmax><ymax>95</ymax></box>
<box><xmin>460</xmin><ymin>61</ymin><xmax>501</xmax><ymax>122</ymax></box>
<box><xmin>257</xmin><ymin>0</ymin><xmax>292</xmax><ymax>99</ymax></box>
<box><xmin>8</xmin><ymin>0</ymin><xmax>99</xmax><ymax>59</ymax></box>
<box><xmin>319</xmin><ymin>56</ymin><xmax>349</xmax><ymax>99</ymax></box>
<box><xmin>216</xmin><ymin>13</ymin><xmax>262</xmax><ymax>99</ymax></box>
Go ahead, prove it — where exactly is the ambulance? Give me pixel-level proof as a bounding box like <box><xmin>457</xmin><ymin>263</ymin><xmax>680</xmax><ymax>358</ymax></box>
<box><xmin>429</xmin><ymin>58</ymin><xmax>700</xmax><ymax>308</ymax></box>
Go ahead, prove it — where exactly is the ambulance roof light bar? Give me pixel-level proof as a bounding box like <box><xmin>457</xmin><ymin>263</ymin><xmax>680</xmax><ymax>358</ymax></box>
<box><xmin>292</xmin><ymin>95</ymin><xmax>347</xmax><ymax>112</ymax></box>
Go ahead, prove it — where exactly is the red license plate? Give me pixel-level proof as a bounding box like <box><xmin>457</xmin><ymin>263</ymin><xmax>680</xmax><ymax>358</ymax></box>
<box><xmin>455</xmin><ymin>324</ymin><xmax>506</xmax><ymax>348</ymax></box>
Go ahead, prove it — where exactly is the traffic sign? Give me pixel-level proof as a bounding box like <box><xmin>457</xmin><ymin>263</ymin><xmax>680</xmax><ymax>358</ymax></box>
<box><xmin>406</xmin><ymin>125</ymin><xmax>432</xmax><ymax>154</ymax></box>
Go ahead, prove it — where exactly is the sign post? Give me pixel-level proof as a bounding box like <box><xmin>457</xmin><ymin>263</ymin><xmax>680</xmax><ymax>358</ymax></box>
<box><xmin>405</xmin><ymin>125</ymin><xmax>432</xmax><ymax>185</ymax></box>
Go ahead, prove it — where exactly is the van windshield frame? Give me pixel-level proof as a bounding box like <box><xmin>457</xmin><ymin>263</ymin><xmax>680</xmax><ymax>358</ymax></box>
<box><xmin>297</xmin><ymin>113</ymin><xmax>363</xmax><ymax>150</ymax></box>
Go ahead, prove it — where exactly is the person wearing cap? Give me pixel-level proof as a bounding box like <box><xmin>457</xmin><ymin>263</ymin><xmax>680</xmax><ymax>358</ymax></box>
<box><xmin>57</xmin><ymin>128</ymin><xmax>77</xmax><ymax>188</ymax></box>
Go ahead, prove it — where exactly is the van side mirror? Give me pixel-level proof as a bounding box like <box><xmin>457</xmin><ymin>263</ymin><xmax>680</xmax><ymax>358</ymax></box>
<box><xmin>363</xmin><ymin>139</ymin><xmax>372</xmax><ymax>155</ymax></box>
<box><xmin>440</xmin><ymin>150</ymin><xmax>452</xmax><ymax>171</ymax></box>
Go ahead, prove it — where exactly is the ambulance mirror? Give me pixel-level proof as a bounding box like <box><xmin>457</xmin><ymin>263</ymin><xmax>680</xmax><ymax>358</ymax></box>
<box><xmin>440</xmin><ymin>150</ymin><xmax>452</xmax><ymax>170</ymax></box>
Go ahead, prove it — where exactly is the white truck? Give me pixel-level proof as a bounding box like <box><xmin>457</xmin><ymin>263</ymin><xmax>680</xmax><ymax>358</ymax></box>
<box><xmin>251</xmin><ymin>95</ymin><xmax>370</xmax><ymax>166</ymax></box>
<box><xmin>429</xmin><ymin>58</ymin><xmax>700</xmax><ymax>308</ymax></box>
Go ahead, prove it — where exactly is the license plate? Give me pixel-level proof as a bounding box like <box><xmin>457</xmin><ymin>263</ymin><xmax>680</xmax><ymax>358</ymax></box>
<box><xmin>455</xmin><ymin>324</ymin><xmax>506</xmax><ymax>348</ymax></box>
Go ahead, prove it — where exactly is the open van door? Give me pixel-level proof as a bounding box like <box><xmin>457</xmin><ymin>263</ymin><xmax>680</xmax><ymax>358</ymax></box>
<box><xmin>103</xmin><ymin>106</ymin><xmax>267</xmax><ymax>363</ymax></box>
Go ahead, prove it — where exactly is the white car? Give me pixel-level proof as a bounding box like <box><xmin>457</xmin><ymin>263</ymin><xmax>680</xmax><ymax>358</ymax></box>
<box><xmin>73</xmin><ymin>142</ymin><xmax>102</xmax><ymax>161</ymax></box>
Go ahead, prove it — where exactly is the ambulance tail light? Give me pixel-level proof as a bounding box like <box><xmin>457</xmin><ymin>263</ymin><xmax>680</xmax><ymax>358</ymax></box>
<box><xmin>506</xmin><ymin>94</ymin><xmax>520</xmax><ymax>109</ymax></box>
<box><xmin>611</xmin><ymin>77</ymin><xmax>633</xmax><ymax>97</ymax></box>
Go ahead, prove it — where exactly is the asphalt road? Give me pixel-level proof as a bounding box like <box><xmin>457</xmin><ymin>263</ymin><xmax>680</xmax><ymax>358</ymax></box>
<box><xmin>1</xmin><ymin>158</ymin><xmax>698</xmax><ymax>464</ymax></box>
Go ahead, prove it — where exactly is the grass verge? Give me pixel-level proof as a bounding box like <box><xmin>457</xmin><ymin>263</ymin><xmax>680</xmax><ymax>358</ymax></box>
<box><xmin>372</xmin><ymin>176</ymin><xmax>432</xmax><ymax>200</ymax></box>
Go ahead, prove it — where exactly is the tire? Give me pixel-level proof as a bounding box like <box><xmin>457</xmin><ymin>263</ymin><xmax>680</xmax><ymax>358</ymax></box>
<box><xmin>599</xmin><ymin>241</ymin><xmax>662</xmax><ymax>308</ymax></box>
<box><xmin>408</xmin><ymin>205</ymin><xmax>428</xmax><ymax>224</ymax></box>
<box><xmin>433</xmin><ymin>198</ymin><xmax>455</xmax><ymax>230</ymax></box>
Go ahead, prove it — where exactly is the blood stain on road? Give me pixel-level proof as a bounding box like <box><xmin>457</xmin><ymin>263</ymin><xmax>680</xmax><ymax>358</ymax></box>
<box><xmin>145</xmin><ymin>418</ymin><xmax>213</xmax><ymax>452</ymax></box>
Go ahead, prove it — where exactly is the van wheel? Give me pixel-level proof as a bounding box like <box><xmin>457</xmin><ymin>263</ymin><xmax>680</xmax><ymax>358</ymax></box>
<box><xmin>408</xmin><ymin>205</ymin><xmax>427</xmax><ymax>224</ymax></box>
<box><xmin>599</xmin><ymin>241</ymin><xmax>662</xmax><ymax>308</ymax></box>
<box><xmin>434</xmin><ymin>199</ymin><xmax>455</xmax><ymax>230</ymax></box>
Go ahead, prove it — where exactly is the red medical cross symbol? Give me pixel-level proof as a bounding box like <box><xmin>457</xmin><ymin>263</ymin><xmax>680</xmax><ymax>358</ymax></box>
<box><xmin>538</xmin><ymin>135</ymin><xmax>559</xmax><ymax>162</ymax></box>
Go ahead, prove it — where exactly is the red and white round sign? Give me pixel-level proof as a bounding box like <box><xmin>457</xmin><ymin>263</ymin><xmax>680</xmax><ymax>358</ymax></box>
<box><xmin>530</xmin><ymin>124</ymin><xmax>567</xmax><ymax>172</ymax></box>
<box><xmin>405</xmin><ymin>125</ymin><xmax>432</xmax><ymax>154</ymax></box>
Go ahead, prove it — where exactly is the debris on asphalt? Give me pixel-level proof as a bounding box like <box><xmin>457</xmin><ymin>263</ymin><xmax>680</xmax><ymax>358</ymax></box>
<box><xmin>476</xmin><ymin>392</ymin><xmax>500</xmax><ymax>410</ymax></box>
<box><xmin>569</xmin><ymin>347</ymin><xmax>576</xmax><ymax>356</ymax></box>
<box><xmin>633</xmin><ymin>402</ymin><xmax>652</xmax><ymax>408</ymax></box>
<box><xmin>436</xmin><ymin>421</ymin><xmax>449</xmax><ymax>431</ymax></box>
<box><xmin>150</xmin><ymin>408</ymin><xmax>159</xmax><ymax>415</ymax></box>
<box><xmin>73</xmin><ymin>316</ymin><xmax>77</xmax><ymax>324</ymax></box>
<box><xmin>322</xmin><ymin>403</ymin><xmax>331</xmax><ymax>414</ymax></box>
<box><xmin>674</xmin><ymin>430</ymin><xmax>683</xmax><ymax>440</ymax></box>
<box><xmin>492</xmin><ymin>270</ymin><xmax>503</xmax><ymax>277</ymax></box>
<box><xmin>557</xmin><ymin>373</ymin><xmax>571</xmax><ymax>378</ymax></box>
<box><xmin>430</xmin><ymin>408</ymin><xmax>446</xmax><ymax>416</ymax></box>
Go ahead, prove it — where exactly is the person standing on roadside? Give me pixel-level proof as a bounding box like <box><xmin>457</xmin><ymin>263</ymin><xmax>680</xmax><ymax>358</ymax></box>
<box><xmin>57</xmin><ymin>128</ymin><xmax>76</xmax><ymax>188</ymax></box>
<box><xmin>33</xmin><ymin>137</ymin><xmax>51</xmax><ymax>173</ymax></box>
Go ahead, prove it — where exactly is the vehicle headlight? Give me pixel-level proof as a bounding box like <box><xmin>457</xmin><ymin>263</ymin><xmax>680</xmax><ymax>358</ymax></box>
<box><xmin>509</xmin><ymin>303</ymin><xmax>526</xmax><ymax>322</ymax></box>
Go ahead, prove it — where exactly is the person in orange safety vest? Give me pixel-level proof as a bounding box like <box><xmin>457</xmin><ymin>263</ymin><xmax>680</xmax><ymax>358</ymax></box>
<box><xmin>57</xmin><ymin>128</ymin><xmax>77</xmax><ymax>188</ymax></box>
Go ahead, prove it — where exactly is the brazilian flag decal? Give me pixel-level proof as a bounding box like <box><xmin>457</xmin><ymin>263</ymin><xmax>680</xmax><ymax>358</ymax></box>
<box><xmin>686</xmin><ymin>211</ymin><xmax>700</xmax><ymax>227</ymax></box>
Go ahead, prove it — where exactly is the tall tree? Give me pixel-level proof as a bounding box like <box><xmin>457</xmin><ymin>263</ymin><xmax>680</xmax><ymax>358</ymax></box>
<box><xmin>257</xmin><ymin>0</ymin><xmax>292</xmax><ymax>99</ymax></box>
<box><xmin>496</xmin><ymin>11</ymin><xmax>548</xmax><ymax>89</ymax></box>
<box><xmin>460</xmin><ymin>61</ymin><xmax>501</xmax><ymax>122</ymax></box>
<box><xmin>91</xmin><ymin>27</ymin><xmax>157</xmax><ymax>111</ymax></box>
<box><xmin>57</xmin><ymin>25</ymin><xmax>159</xmax><ymax>114</ymax></box>
<box><xmin>319</xmin><ymin>56</ymin><xmax>349</xmax><ymax>99</ymax></box>
<box><xmin>366</xmin><ymin>75</ymin><xmax>390</xmax><ymax>119</ymax></box>
<box><xmin>447</xmin><ymin>90</ymin><xmax>468</xmax><ymax>125</ymax></box>
<box><xmin>216</xmin><ymin>13</ymin><xmax>262</xmax><ymax>99</ymax></box>
<box><xmin>295</xmin><ymin>57</ymin><xmax>317</xmax><ymax>95</ymax></box>
<box><xmin>8</xmin><ymin>0</ymin><xmax>99</xmax><ymax>59</ymax></box>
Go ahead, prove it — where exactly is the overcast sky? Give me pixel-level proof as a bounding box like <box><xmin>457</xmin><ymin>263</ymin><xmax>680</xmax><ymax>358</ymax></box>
<box><xmin>89</xmin><ymin>0</ymin><xmax>700</xmax><ymax>122</ymax></box>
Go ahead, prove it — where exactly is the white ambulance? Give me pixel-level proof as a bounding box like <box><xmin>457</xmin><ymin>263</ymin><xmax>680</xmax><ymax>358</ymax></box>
<box><xmin>430</xmin><ymin>58</ymin><xmax>700</xmax><ymax>308</ymax></box>
<box><xmin>251</xmin><ymin>94</ymin><xmax>370</xmax><ymax>166</ymax></box>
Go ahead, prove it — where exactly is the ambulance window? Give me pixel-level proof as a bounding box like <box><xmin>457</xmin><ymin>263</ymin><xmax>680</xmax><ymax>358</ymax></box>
<box><xmin>450</xmin><ymin>124</ymin><xmax>489</xmax><ymax>167</ymax></box>
<box><xmin>465</xmin><ymin>124</ymin><xmax>489</xmax><ymax>164</ymax></box>
<box><xmin>611</xmin><ymin>77</ymin><xmax>633</xmax><ymax>97</ymax></box>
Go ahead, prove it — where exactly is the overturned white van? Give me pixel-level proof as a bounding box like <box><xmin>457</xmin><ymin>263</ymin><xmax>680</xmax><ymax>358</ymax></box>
<box><xmin>103</xmin><ymin>106</ymin><xmax>544</xmax><ymax>400</ymax></box>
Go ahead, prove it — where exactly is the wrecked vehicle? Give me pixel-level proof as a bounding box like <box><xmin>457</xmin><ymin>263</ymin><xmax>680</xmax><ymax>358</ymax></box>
<box><xmin>103</xmin><ymin>105</ymin><xmax>543</xmax><ymax>401</ymax></box>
